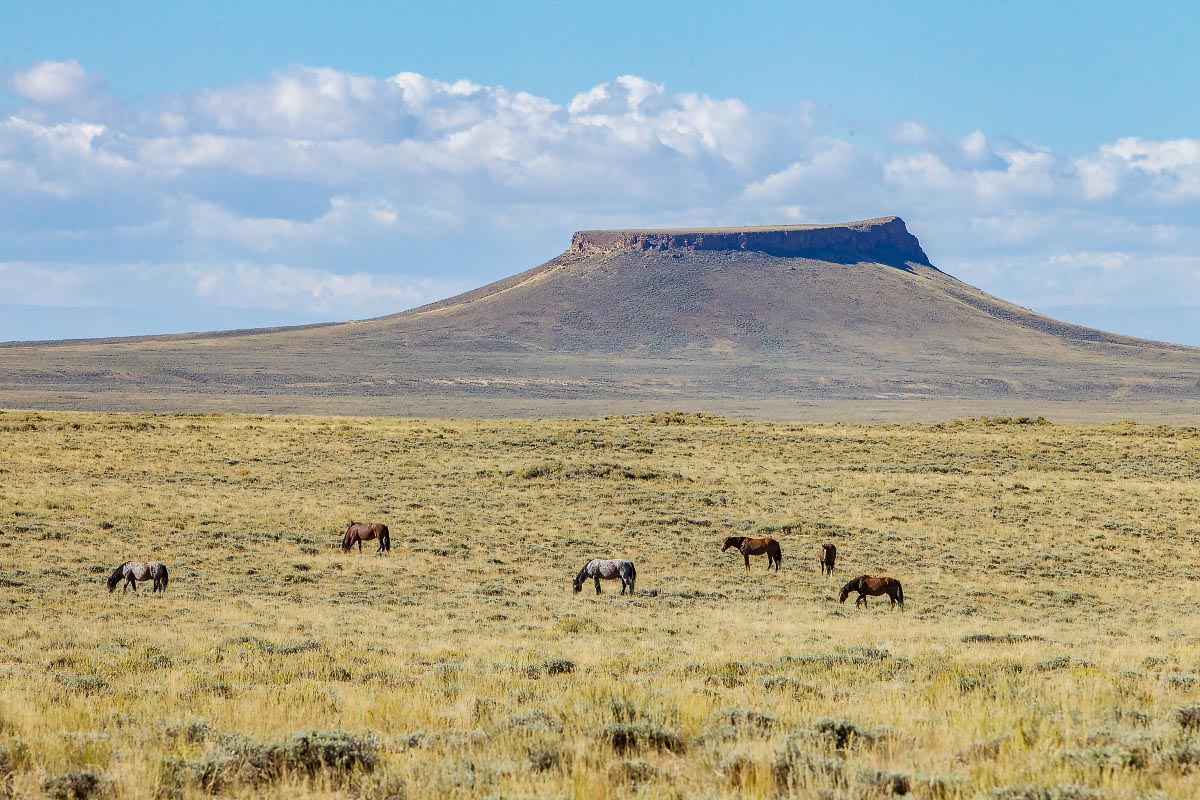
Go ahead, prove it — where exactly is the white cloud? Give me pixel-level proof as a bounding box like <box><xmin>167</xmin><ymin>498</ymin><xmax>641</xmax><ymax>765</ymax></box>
<box><xmin>6</xmin><ymin>60</ymin><xmax>113</xmax><ymax>119</ymax></box>
<box><xmin>9</xmin><ymin>60</ymin><xmax>99</xmax><ymax>106</ymax></box>
<box><xmin>960</xmin><ymin>130</ymin><xmax>990</xmax><ymax>161</ymax></box>
<box><xmin>891</xmin><ymin>120</ymin><xmax>935</xmax><ymax>146</ymax></box>
<box><xmin>191</xmin><ymin>263</ymin><xmax>468</xmax><ymax>317</ymax></box>
<box><xmin>1074</xmin><ymin>137</ymin><xmax>1200</xmax><ymax>202</ymax></box>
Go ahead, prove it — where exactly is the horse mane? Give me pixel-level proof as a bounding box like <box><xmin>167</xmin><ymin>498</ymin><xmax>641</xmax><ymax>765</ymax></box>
<box><xmin>840</xmin><ymin>575</ymin><xmax>867</xmax><ymax>594</ymax></box>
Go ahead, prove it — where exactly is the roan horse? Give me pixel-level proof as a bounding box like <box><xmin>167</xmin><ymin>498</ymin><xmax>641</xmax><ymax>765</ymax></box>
<box><xmin>838</xmin><ymin>575</ymin><xmax>904</xmax><ymax>610</ymax></box>
<box><xmin>106</xmin><ymin>561</ymin><xmax>169</xmax><ymax>593</ymax></box>
<box><xmin>573</xmin><ymin>559</ymin><xmax>637</xmax><ymax>595</ymax></box>
<box><xmin>818</xmin><ymin>543</ymin><xmax>837</xmax><ymax>576</ymax></box>
<box><xmin>342</xmin><ymin>521</ymin><xmax>390</xmax><ymax>553</ymax></box>
<box><xmin>722</xmin><ymin>536</ymin><xmax>782</xmax><ymax>572</ymax></box>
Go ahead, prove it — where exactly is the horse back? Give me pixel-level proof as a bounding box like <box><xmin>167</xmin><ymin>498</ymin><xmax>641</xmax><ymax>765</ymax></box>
<box><xmin>741</xmin><ymin>536</ymin><xmax>775</xmax><ymax>555</ymax></box>
<box><xmin>348</xmin><ymin>522</ymin><xmax>387</xmax><ymax>538</ymax></box>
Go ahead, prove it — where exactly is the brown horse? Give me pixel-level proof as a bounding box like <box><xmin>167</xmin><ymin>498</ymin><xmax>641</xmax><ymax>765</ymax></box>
<box><xmin>818</xmin><ymin>543</ymin><xmax>837</xmax><ymax>576</ymax></box>
<box><xmin>342</xmin><ymin>521</ymin><xmax>391</xmax><ymax>553</ymax></box>
<box><xmin>838</xmin><ymin>575</ymin><xmax>904</xmax><ymax>610</ymax></box>
<box><xmin>722</xmin><ymin>536</ymin><xmax>782</xmax><ymax>572</ymax></box>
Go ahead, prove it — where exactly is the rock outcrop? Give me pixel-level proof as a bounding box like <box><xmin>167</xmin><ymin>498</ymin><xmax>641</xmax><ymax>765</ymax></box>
<box><xmin>569</xmin><ymin>216</ymin><xmax>931</xmax><ymax>266</ymax></box>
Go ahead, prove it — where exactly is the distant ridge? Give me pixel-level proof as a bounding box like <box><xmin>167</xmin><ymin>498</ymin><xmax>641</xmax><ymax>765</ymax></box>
<box><xmin>1</xmin><ymin>216</ymin><xmax>1197</xmax><ymax>421</ymax></box>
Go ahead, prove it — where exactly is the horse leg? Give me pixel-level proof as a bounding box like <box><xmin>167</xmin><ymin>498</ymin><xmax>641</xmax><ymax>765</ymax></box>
<box><xmin>743</xmin><ymin>553</ymin><xmax>750</xmax><ymax>573</ymax></box>
<box><xmin>594</xmin><ymin>576</ymin><xmax>602</xmax><ymax>595</ymax></box>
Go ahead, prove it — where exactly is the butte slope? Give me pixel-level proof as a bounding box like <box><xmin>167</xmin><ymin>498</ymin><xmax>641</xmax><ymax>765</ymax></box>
<box><xmin>1</xmin><ymin>217</ymin><xmax>1197</xmax><ymax>420</ymax></box>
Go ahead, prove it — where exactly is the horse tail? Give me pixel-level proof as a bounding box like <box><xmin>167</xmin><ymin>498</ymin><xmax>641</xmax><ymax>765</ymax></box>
<box><xmin>160</xmin><ymin>564</ymin><xmax>169</xmax><ymax>590</ymax></box>
<box><xmin>381</xmin><ymin>524</ymin><xmax>391</xmax><ymax>552</ymax></box>
<box><xmin>897</xmin><ymin>581</ymin><xmax>904</xmax><ymax>609</ymax></box>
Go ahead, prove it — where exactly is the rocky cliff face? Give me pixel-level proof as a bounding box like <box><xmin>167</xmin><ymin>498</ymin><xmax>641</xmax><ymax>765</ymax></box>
<box><xmin>569</xmin><ymin>216</ymin><xmax>931</xmax><ymax>266</ymax></box>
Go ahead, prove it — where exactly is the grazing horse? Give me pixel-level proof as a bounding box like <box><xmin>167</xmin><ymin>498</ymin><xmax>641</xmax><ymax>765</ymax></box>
<box><xmin>818</xmin><ymin>543</ymin><xmax>837</xmax><ymax>576</ymax></box>
<box><xmin>722</xmin><ymin>536</ymin><xmax>782</xmax><ymax>572</ymax></box>
<box><xmin>573</xmin><ymin>559</ymin><xmax>637</xmax><ymax>595</ymax></box>
<box><xmin>838</xmin><ymin>575</ymin><xmax>904</xmax><ymax>610</ymax></box>
<box><xmin>342</xmin><ymin>521</ymin><xmax>390</xmax><ymax>553</ymax></box>
<box><xmin>106</xmin><ymin>561</ymin><xmax>169</xmax><ymax>593</ymax></box>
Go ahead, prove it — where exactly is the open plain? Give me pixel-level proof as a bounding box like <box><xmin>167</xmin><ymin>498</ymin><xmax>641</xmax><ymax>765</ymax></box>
<box><xmin>2</xmin><ymin>409</ymin><xmax>1200</xmax><ymax>799</ymax></box>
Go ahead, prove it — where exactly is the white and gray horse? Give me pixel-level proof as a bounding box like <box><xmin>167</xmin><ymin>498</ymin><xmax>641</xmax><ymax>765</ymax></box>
<box><xmin>106</xmin><ymin>561</ymin><xmax>169</xmax><ymax>593</ymax></box>
<box><xmin>573</xmin><ymin>558</ymin><xmax>637</xmax><ymax>595</ymax></box>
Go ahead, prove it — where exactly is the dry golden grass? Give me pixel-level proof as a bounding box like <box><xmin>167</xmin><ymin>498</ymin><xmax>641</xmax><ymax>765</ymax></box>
<box><xmin>1</xmin><ymin>410</ymin><xmax>1200</xmax><ymax>799</ymax></box>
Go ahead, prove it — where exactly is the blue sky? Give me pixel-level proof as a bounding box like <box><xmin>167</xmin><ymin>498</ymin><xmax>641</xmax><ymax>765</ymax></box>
<box><xmin>2</xmin><ymin>1</ymin><xmax>1199</xmax><ymax>343</ymax></box>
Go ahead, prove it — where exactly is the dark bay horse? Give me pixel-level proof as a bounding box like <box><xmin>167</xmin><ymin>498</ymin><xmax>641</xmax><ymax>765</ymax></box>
<box><xmin>573</xmin><ymin>559</ymin><xmax>637</xmax><ymax>595</ymax></box>
<box><xmin>107</xmin><ymin>561</ymin><xmax>169</xmax><ymax>593</ymax></box>
<box><xmin>722</xmin><ymin>536</ymin><xmax>781</xmax><ymax>572</ymax></box>
<box><xmin>818</xmin><ymin>543</ymin><xmax>837</xmax><ymax>576</ymax></box>
<box><xmin>342</xmin><ymin>521</ymin><xmax>390</xmax><ymax>553</ymax></box>
<box><xmin>838</xmin><ymin>575</ymin><xmax>904</xmax><ymax>610</ymax></box>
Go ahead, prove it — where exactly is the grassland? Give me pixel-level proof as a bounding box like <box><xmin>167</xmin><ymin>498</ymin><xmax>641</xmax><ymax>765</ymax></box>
<box><xmin>2</xmin><ymin>410</ymin><xmax>1200</xmax><ymax>799</ymax></box>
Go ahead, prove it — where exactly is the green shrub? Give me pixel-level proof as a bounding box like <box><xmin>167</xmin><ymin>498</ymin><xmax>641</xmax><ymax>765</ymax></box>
<box><xmin>170</xmin><ymin>729</ymin><xmax>380</xmax><ymax>793</ymax></box>
<box><xmin>57</xmin><ymin>674</ymin><xmax>108</xmax><ymax>695</ymax></box>
<box><xmin>43</xmin><ymin>771</ymin><xmax>102</xmax><ymax>800</ymax></box>
<box><xmin>602</xmin><ymin>722</ymin><xmax>685</xmax><ymax>754</ymax></box>
<box><xmin>1175</xmin><ymin>704</ymin><xmax>1200</xmax><ymax>730</ymax></box>
<box><xmin>606</xmin><ymin>759</ymin><xmax>662</xmax><ymax>784</ymax></box>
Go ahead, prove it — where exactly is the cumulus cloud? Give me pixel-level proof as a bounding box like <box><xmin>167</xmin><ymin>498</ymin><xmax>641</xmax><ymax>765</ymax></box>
<box><xmin>9</xmin><ymin>60</ymin><xmax>98</xmax><ymax>105</ymax></box>
<box><xmin>2</xmin><ymin>60</ymin><xmax>1200</xmax><ymax>343</ymax></box>
<box><xmin>6</xmin><ymin>60</ymin><xmax>113</xmax><ymax>119</ymax></box>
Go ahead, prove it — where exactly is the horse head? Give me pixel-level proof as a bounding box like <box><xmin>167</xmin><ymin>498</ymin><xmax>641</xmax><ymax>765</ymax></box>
<box><xmin>106</xmin><ymin>562</ymin><xmax>129</xmax><ymax>592</ymax></box>
<box><xmin>572</xmin><ymin>564</ymin><xmax>589</xmax><ymax>593</ymax></box>
<box><xmin>837</xmin><ymin>578</ymin><xmax>858</xmax><ymax>604</ymax></box>
<box><xmin>721</xmin><ymin>536</ymin><xmax>743</xmax><ymax>552</ymax></box>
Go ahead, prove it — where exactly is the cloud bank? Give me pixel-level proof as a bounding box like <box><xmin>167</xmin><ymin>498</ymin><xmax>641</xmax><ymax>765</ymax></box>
<box><xmin>2</xmin><ymin>62</ymin><xmax>1198</xmax><ymax>342</ymax></box>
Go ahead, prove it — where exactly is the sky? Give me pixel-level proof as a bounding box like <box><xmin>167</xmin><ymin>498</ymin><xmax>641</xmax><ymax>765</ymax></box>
<box><xmin>2</xmin><ymin>1</ymin><xmax>1199</xmax><ymax>344</ymax></box>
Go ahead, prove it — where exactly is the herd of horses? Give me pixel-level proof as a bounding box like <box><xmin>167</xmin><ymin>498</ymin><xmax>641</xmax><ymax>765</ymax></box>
<box><xmin>107</xmin><ymin>523</ymin><xmax>904</xmax><ymax>610</ymax></box>
<box><xmin>567</xmin><ymin>535</ymin><xmax>903</xmax><ymax>610</ymax></box>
